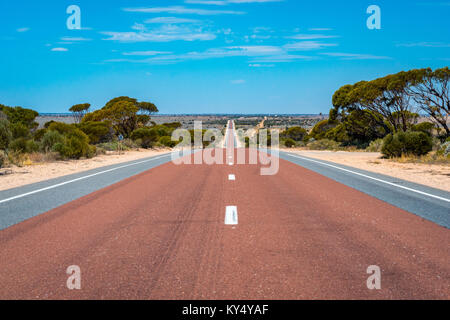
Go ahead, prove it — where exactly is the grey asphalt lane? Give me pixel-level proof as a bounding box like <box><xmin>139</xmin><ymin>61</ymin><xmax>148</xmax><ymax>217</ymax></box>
<box><xmin>278</xmin><ymin>151</ymin><xmax>450</xmax><ymax>229</ymax></box>
<box><xmin>0</xmin><ymin>153</ymin><xmax>174</xmax><ymax>230</ymax></box>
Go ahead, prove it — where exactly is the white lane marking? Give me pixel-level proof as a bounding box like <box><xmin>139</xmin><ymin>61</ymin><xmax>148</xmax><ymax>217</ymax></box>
<box><xmin>225</xmin><ymin>206</ymin><xmax>238</xmax><ymax>225</ymax></box>
<box><xmin>0</xmin><ymin>154</ymin><xmax>171</xmax><ymax>205</ymax></box>
<box><xmin>285</xmin><ymin>153</ymin><xmax>450</xmax><ymax>203</ymax></box>
<box><xmin>228</xmin><ymin>174</ymin><xmax>236</xmax><ymax>181</ymax></box>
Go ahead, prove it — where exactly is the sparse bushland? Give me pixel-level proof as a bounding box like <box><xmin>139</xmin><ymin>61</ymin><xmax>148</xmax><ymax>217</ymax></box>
<box><xmin>297</xmin><ymin>67</ymin><xmax>449</xmax><ymax>159</ymax></box>
<box><xmin>0</xmin><ymin>96</ymin><xmax>178</xmax><ymax>169</ymax></box>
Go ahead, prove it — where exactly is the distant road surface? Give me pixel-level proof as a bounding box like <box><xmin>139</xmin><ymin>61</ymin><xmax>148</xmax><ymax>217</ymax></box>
<box><xmin>0</xmin><ymin>120</ymin><xmax>448</xmax><ymax>299</ymax></box>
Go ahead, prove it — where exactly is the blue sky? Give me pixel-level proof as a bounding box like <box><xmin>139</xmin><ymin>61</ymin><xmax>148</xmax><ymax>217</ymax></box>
<box><xmin>0</xmin><ymin>0</ymin><xmax>449</xmax><ymax>114</ymax></box>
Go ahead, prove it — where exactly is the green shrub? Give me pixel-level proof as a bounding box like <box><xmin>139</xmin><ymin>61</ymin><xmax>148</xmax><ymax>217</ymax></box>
<box><xmin>11</xmin><ymin>123</ymin><xmax>30</xmax><ymax>139</ymax></box>
<box><xmin>47</xmin><ymin>122</ymin><xmax>75</xmax><ymax>135</ymax></box>
<box><xmin>53</xmin><ymin>129</ymin><xmax>92</xmax><ymax>159</ymax></box>
<box><xmin>0</xmin><ymin>118</ymin><xmax>12</xmax><ymax>150</ymax></box>
<box><xmin>310</xmin><ymin>120</ymin><xmax>338</xmax><ymax>140</ymax></box>
<box><xmin>121</xmin><ymin>138</ymin><xmax>138</xmax><ymax>149</ymax></box>
<box><xmin>307</xmin><ymin>139</ymin><xmax>340</xmax><ymax>150</ymax></box>
<box><xmin>366</xmin><ymin>138</ymin><xmax>384</xmax><ymax>152</ymax></box>
<box><xmin>9</xmin><ymin>137</ymin><xmax>28</xmax><ymax>153</ymax></box>
<box><xmin>158</xmin><ymin>136</ymin><xmax>177</xmax><ymax>148</ymax></box>
<box><xmin>131</xmin><ymin>128</ymin><xmax>158</xmax><ymax>148</ymax></box>
<box><xmin>33</xmin><ymin>128</ymin><xmax>47</xmax><ymax>142</ymax></box>
<box><xmin>0</xmin><ymin>150</ymin><xmax>6</xmax><ymax>168</ymax></box>
<box><xmin>284</xmin><ymin>138</ymin><xmax>296</xmax><ymax>148</ymax></box>
<box><xmin>381</xmin><ymin>131</ymin><xmax>432</xmax><ymax>158</ymax></box>
<box><xmin>40</xmin><ymin>130</ymin><xmax>64</xmax><ymax>153</ymax></box>
<box><xmin>77</xmin><ymin>121</ymin><xmax>112</xmax><ymax>144</ymax></box>
<box><xmin>412</xmin><ymin>122</ymin><xmax>434</xmax><ymax>136</ymax></box>
<box><xmin>26</xmin><ymin>140</ymin><xmax>40</xmax><ymax>153</ymax></box>
<box><xmin>282</xmin><ymin>127</ymin><xmax>307</xmax><ymax>142</ymax></box>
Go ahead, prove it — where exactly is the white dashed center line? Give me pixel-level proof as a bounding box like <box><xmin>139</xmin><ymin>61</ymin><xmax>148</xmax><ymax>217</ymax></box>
<box><xmin>225</xmin><ymin>206</ymin><xmax>238</xmax><ymax>225</ymax></box>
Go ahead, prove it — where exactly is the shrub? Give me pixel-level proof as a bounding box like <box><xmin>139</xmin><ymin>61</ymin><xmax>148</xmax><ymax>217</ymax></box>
<box><xmin>366</xmin><ymin>138</ymin><xmax>384</xmax><ymax>152</ymax></box>
<box><xmin>9</xmin><ymin>137</ymin><xmax>28</xmax><ymax>153</ymax></box>
<box><xmin>412</xmin><ymin>122</ymin><xmax>434</xmax><ymax>136</ymax></box>
<box><xmin>282</xmin><ymin>127</ymin><xmax>307</xmax><ymax>142</ymax></box>
<box><xmin>78</xmin><ymin>121</ymin><xmax>112</xmax><ymax>144</ymax></box>
<box><xmin>310</xmin><ymin>120</ymin><xmax>338</xmax><ymax>140</ymax></box>
<box><xmin>41</xmin><ymin>130</ymin><xmax>64</xmax><ymax>153</ymax></box>
<box><xmin>121</xmin><ymin>138</ymin><xmax>138</xmax><ymax>149</ymax></box>
<box><xmin>53</xmin><ymin>129</ymin><xmax>92</xmax><ymax>159</ymax></box>
<box><xmin>307</xmin><ymin>139</ymin><xmax>340</xmax><ymax>150</ymax></box>
<box><xmin>11</xmin><ymin>123</ymin><xmax>30</xmax><ymax>139</ymax></box>
<box><xmin>131</xmin><ymin>128</ymin><xmax>158</xmax><ymax>148</ymax></box>
<box><xmin>381</xmin><ymin>131</ymin><xmax>432</xmax><ymax>158</ymax></box>
<box><xmin>284</xmin><ymin>138</ymin><xmax>296</xmax><ymax>148</ymax></box>
<box><xmin>0</xmin><ymin>150</ymin><xmax>6</xmax><ymax>168</ymax></box>
<box><xmin>158</xmin><ymin>136</ymin><xmax>177</xmax><ymax>148</ymax></box>
<box><xmin>33</xmin><ymin>128</ymin><xmax>47</xmax><ymax>142</ymax></box>
<box><xmin>0</xmin><ymin>118</ymin><xmax>12</xmax><ymax>150</ymax></box>
<box><xmin>26</xmin><ymin>140</ymin><xmax>40</xmax><ymax>153</ymax></box>
<box><xmin>47</xmin><ymin>122</ymin><xmax>75</xmax><ymax>135</ymax></box>
<box><xmin>437</xmin><ymin>141</ymin><xmax>450</xmax><ymax>158</ymax></box>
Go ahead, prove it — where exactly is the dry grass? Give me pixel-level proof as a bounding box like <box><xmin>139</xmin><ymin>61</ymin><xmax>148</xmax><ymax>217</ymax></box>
<box><xmin>389</xmin><ymin>152</ymin><xmax>450</xmax><ymax>165</ymax></box>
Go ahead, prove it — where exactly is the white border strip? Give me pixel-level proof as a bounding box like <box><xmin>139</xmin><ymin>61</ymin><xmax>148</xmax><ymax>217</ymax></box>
<box><xmin>285</xmin><ymin>153</ymin><xmax>450</xmax><ymax>203</ymax></box>
<box><xmin>0</xmin><ymin>154</ymin><xmax>170</xmax><ymax>205</ymax></box>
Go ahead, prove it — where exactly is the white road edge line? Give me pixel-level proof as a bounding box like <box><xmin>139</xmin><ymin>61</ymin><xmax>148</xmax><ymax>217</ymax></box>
<box><xmin>228</xmin><ymin>174</ymin><xmax>236</xmax><ymax>181</ymax></box>
<box><xmin>0</xmin><ymin>154</ymin><xmax>171</xmax><ymax>205</ymax></box>
<box><xmin>225</xmin><ymin>206</ymin><xmax>238</xmax><ymax>225</ymax></box>
<box><xmin>285</xmin><ymin>153</ymin><xmax>450</xmax><ymax>203</ymax></box>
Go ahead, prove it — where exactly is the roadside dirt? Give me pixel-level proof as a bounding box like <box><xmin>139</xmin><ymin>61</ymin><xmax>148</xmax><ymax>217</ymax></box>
<box><xmin>288</xmin><ymin>150</ymin><xmax>450</xmax><ymax>192</ymax></box>
<box><xmin>0</xmin><ymin>149</ymin><xmax>170</xmax><ymax>191</ymax></box>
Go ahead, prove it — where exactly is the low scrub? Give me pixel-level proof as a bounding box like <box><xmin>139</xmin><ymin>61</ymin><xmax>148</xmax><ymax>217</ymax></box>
<box><xmin>366</xmin><ymin>138</ymin><xmax>384</xmax><ymax>152</ymax></box>
<box><xmin>381</xmin><ymin>131</ymin><xmax>432</xmax><ymax>158</ymax></box>
<box><xmin>307</xmin><ymin>139</ymin><xmax>341</xmax><ymax>151</ymax></box>
<box><xmin>53</xmin><ymin>129</ymin><xmax>95</xmax><ymax>159</ymax></box>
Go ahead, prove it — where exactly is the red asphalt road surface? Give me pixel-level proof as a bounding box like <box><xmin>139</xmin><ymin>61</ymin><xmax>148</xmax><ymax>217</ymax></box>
<box><xmin>0</xmin><ymin>124</ymin><xmax>449</xmax><ymax>299</ymax></box>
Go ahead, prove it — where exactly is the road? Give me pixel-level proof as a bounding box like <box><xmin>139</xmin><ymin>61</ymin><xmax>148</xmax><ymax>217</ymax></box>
<box><xmin>0</xmin><ymin>120</ymin><xmax>449</xmax><ymax>299</ymax></box>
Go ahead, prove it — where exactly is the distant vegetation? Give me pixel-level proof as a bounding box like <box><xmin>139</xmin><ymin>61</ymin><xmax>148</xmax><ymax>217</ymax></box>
<box><xmin>0</xmin><ymin>96</ymin><xmax>186</xmax><ymax>168</ymax></box>
<box><xmin>280</xmin><ymin>67</ymin><xmax>450</xmax><ymax>161</ymax></box>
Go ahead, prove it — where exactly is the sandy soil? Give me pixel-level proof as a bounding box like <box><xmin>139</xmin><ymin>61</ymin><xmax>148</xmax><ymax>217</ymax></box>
<box><xmin>0</xmin><ymin>149</ymin><xmax>170</xmax><ymax>191</ymax></box>
<box><xmin>288</xmin><ymin>150</ymin><xmax>450</xmax><ymax>192</ymax></box>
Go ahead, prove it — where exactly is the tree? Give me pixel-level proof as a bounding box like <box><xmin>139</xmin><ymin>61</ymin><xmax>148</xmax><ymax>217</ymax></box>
<box><xmin>69</xmin><ymin>103</ymin><xmax>91</xmax><ymax>123</ymax></box>
<box><xmin>404</xmin><ymin>67</ymin><xmax>450</xmax><ymax>137</ymax></box>
<box><xmin>282</xmin><ymin>127</ymin><xmax>307</xmax><ymax>142</ymax></box>
<box><xmin>82</xmin><ymin>97</ymin><xmax>158</xmax><ymax>138</ymax></box>
<box><xmin>0</xmin><ymin>105</ymin><xmax>39</xmax><ymax>131</ymax></box>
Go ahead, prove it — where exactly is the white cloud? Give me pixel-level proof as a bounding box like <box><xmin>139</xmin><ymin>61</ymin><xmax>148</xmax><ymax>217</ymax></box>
<box><xmin>51</xmin><ymin>48</ymin><xmax>69</xmax><ymax>52</ymax></box>
<box><xmin>60</xmin><ymin>37</ymin><xmax>92</xmax><ymax>41</ymax></box>
<box><xmin>102</xmin><ymin>24</ymin><xmax>216</xmax><ymax>42</ymax></box>
<box><xmin>186</xmin><ymin>0</ymin><xmax>283</xmax><ymax>5</ymax></box>
<box><xmin>321</xmin><ymin>52</ymin><xmax>391</xmax><ymax>60</ymax></box>
<box><xmin>284</xmin><ymin>41</ymin><xmax>338</xmax><ymax>51</ymax></box>
<box><xmin>249</xmin><ymin>63</ymin><xmax>275</xmax><ymax>67</ymax></box>
<box><xmin>123</xmin><ymin>51</ymin><xmax>172</xmax><ymax>56</ymax></box>
<box><xmin>396</xmin><ymin>42</ymin><xmax>450</xmax><ymax>48</ymax></box>
<box><xmin>123</xmin><ymin>6</ymin><xmax>245</xmax><ymax>15</ymax></box>
<box><xmin>231</xmin><ymin>79</ymin><xmax>246</xmax><ymax>84</ymax></box>
<box><xmin>308</xmin><ymin>28</ymin><xmax>333</xmax><ymax>31</ymax></box>
<box><xmin>105</xmin><ymin>45</ymin><xmax>313</xmax><ymax>64</ymax></box>
<box><xmin>144</xmin><ymin>17</ymin><xmax>201</xmax><ymax>24</ymax></box>
<box><xmin>287</xmin><ymin>34</ymin><xmax>338</xmax><ymax>40</ymax></box>
<box><xmin>16</xmin><ymin>27</ymin><xmax>30</xmax><ymax>33</ymax></box>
